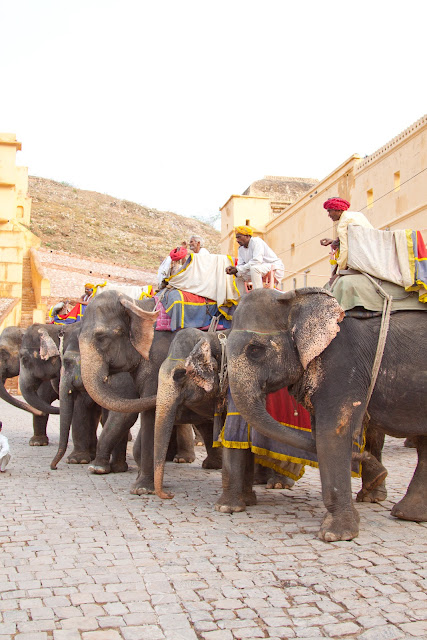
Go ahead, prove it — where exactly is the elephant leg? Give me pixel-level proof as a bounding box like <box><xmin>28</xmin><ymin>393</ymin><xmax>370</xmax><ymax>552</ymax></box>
<box><xmin>131</xmin><ymin>408</ymin><xmax>156</xmax><ymax>495</ymax></box>
<box><xmin>356</xmin><ymin>424</ymin><xmax>387</xmax><ymax>503</ymax></box>
<box><xmin>67</xmin><ymin>397</ymin><xmax>101</xmax><ymax>464</ymax></box>
<box><xmin>30</xmin><ymin>414</ymin><xmax>50</xmax><ymax>446</ymax></box>
<box><xmin>391</xmin><ymin>436</ymin><xmax>427</xmax><ymax>522</ymax></box>
<box><xmin>29</xmin><ymin>380</ymin><xmax>57</xmax><ymax>446</ymax></box>
<box><xmin>173</xmin><ymin>424</ymin><xmax>196</xmax><ymax>463</ymax></box>
<box><xmin>215</xmin><ymin>448</ymin><xmax>256</xmax><ymax>513</ymax></box>
<box><xmin>196</xmin><ymin>422</ymin><xmax>222</xmax><ymax>469</ymax></box>
<box><xmin>316</xmin><ymin>426</ymin><xmax>360</xmax><ymax>542</ymax></box>
<box><xmin>110</xmin><ymin>433</ymin><xmax>130</xmax><ymax>473</ymax></box>
<box><xmin>90</xmin><ymin>411</ymin><xmax>137</xmax><ymax>474</ymax></box>
<box><xmin>193</xmin><ymin>426</ymin><xmax>204</xmax><ymax>446</ymax></box>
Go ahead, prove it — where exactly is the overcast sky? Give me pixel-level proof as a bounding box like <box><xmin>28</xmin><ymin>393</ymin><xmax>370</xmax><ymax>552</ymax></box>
<box><xmin>2</xmin><ymin>0</ymin><xmax>426</xmax><ymax>221</ymax></box>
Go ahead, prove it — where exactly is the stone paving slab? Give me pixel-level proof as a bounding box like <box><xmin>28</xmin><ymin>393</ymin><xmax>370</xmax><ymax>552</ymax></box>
<box><xmin>0</xmin><ymin>403</ymin><xmax>425</xmax><ymax>639</ymax></box>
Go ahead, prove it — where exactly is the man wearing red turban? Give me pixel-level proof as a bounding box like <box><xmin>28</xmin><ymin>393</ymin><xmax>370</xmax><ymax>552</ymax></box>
<box><xmin>320</xmin><ymin>197</ymin><xmax>373</xmax><ymax>271</ymax></box>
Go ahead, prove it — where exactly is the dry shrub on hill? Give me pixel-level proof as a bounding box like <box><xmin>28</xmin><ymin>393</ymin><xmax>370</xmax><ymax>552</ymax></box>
<box><xmin>28</xmin><ymin>176</ymin><xmax>221</xmax><ymax>270</ymax></box>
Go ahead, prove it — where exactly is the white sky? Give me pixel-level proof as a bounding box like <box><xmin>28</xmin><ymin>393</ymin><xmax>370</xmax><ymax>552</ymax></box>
<box><xmin>2</xmin><ymin>0</ymin><xmax>427</xmax><ymax>221</ymax></box>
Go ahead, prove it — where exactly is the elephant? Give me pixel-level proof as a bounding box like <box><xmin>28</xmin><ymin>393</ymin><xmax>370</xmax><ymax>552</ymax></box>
<box><xmin>78</xmin><ymin>290</ymin><xmax>201</xmax><ymax>494</ymax></box>
<box><xmin>153</xmin><ymin>328</ymin><xmax>225</xmax><ymax>500</ymax></box>
<box><xmin>0</xmin><ymin>325</ymin><xmax>65</xmax><ymax>445</ymax></box>
<box><xmin>225</xmin><ymin>287</ymin><xmax>427</xmax><ymax>542</ymax></box>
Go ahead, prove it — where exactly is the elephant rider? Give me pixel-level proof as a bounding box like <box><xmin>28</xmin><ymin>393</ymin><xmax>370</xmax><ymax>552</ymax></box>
<box><xmin>320</xmin><ymin>197</ymin><xmax>373</xmax><ymax>277</ymax></box>
<box><xmin>81</xmin><ymin>283</ymin><xmax>95</xmax><ymax>305</ymax></box>
<box><xmin>157</xmin><ymin>242</ymin><xmax>188</xmax><ymax>290</ymax></box>
<box><xmin>189</xmin><ymin>234</ymin><xmax>210</xmax><ymax>256</ymax></box>
<box><xmin>225</xmin><ymin>225</ymin><xmax>284</xmax><ymax>295</ymax></box>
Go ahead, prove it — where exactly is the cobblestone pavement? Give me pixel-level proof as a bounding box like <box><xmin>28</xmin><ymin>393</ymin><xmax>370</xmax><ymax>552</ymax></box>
<box><xmin>0</xmin><ymin>403</ymin><xmax>426</xmax><ymax>640</ymax></box>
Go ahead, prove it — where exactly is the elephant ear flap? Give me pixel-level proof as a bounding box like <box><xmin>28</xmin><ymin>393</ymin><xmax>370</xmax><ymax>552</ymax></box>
<box><xmin>185</xmin><ymin>338</ymin><xmax>218</xmax><ymax>393</ymax></box>
<box><xmin>38</xmin><ymin>328</ymin><xmax>60</xmax><ymax>360</ymax></box>
<box><xmin>119</xmin><ymin>296</ymin><xmax>160</xmax><ymax>360</ymax></box>
<box><xmin>289</xmin><ymin>293</ymin><xmax>345</xmax><ymax>369</ymax></box>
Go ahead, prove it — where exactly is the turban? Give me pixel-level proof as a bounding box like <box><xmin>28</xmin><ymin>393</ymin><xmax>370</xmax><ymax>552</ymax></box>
<box><xmin>235</xmin><ymin>225</ymin><xmax>253</xmax><ymax>236</ymax></box>
<box><xmin>84</xmin><ymin>283</ymin><xmax>94</xmax><ymax>289</ymax></box>
<box><xmin>323</xmin><ymin>198</ymin><xmax>350</xmax><ymax>211</ymax></box>
<box><xmin>170</xmin><ymin>246</ymin><xmax>188</xmax><ymax>262</ymax></box>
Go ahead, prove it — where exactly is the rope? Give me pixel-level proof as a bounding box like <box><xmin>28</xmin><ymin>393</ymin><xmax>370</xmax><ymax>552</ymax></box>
<box><xmin>359</xmin><ymin>272</ymin><xmax>393</xmax><ymax>412</ymax></box>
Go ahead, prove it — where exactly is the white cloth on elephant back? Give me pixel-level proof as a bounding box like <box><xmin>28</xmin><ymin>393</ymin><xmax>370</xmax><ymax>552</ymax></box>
<box><xmin>93</xmin><ymin>282</ymin><xmax>153</xmax><ymax>300</ymax></box>
<box><xmin>167</xmin><ymin>254</ymin><xmax>240</xmax><ymax>308</ymax></box>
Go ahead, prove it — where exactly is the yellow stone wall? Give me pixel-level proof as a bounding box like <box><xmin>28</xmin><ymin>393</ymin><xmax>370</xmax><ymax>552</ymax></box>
<box><xmin>220</xmin><ymin>115</ymin><xmax>427</xmax><ymax>290</ymax></box>
<box><xmin>0</xmin><ymin>134</ymin><xmax>44</xmax><ymax>328</ymax></box>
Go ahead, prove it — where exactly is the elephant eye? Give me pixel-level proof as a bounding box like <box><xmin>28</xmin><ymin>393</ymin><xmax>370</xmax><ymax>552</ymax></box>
<box><xmin>246</xmin><ymin>343</ymin><xmax>266</xmax><ymax>360</ymax></box>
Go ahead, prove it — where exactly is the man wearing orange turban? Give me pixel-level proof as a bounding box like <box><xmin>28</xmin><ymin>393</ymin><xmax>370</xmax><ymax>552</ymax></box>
<box><xmin>320</xmin><ymin>197</ymin><xmax>373</xmax><ymax>271</ymax></box>
<box><xmin>225</xmin><ymin>226</ymin><xmax>284</xmax><ymax>293</ymax></box>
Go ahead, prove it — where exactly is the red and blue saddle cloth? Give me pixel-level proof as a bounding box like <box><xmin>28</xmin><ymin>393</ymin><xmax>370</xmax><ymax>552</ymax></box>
<box><xmin>154</xmin><ymin>290</ymin><xmax>233</xmax><ymax>332</ymax></box>
<box><xmin>407</xmin><ymin>230</ymin><xmax>427</xmax><ymax>302</ymax></box>
<box><xmin>213</xmin><ymin>387</ymin><xmax>364</xmax><ymax>481</ymax></box>
<box><xmin>48</xmin><ymin>302</ymin><xmax>86</xmax><ymax>325</ymax></box>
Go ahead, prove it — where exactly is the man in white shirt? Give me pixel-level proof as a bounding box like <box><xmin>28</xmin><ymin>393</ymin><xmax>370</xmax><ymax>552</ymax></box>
<box><xmin>320</xmin><ymin>197</ymin><xmax>373</xmax><ymax>271</ymax></box>
<box><xmin>189</xmin><ymin>235</ymin><xmax>210</xmax><ymax>256</ymax></box>
<box><xmin>225</xmin><ymin>226</ymin><xmax>284</xmax><ymax>294</ymax></box>
<box><xmin>0</xmin><ymin>422</ymin><xmax>11</xmax><ymax>472</ymax></box>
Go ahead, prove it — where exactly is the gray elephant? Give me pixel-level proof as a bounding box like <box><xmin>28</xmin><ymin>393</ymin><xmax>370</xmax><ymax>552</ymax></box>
<box><xmin>225</xmin><ymin>287</ymin><xmax>426</xmax><ymax>542</ymax></box>
<box><xmin>78</xmin><ymin>290</ymin><xmax>200</xmax><ymax>494</ymax></box>
<box><xmin>153</xmin><ymin>328</ymin><xmax>225</xmax><ymax>499</ymax></box>
<box><xmin>0</xmin><ymin>325</ymin><xmax>63</xmax><ymax>445</ymax></box>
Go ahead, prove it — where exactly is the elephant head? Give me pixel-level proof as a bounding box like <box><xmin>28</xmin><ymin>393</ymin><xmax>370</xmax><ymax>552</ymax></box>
<box><xmin>0</xmin><ymin>326</ymin><xmax>43</xmax><ymax>415</ymax></box>
<box><xmin>153</xmin><ymin>329</ymin><xmax>221</xmax><ymax>499</ymax></box>
<box><xmin>18</xmin><ymin>324</ymin><xmax>67</xmax><ymax>415</ymax></box>
<box><xmin>226</xmin><ymin>287</ymin><xmax>344</xmax><ymax>450</ymax></box>
<box><xmin>79</xmin><ymin>290</ymin><xmax>159</xmax><ymax>413</ymax></box>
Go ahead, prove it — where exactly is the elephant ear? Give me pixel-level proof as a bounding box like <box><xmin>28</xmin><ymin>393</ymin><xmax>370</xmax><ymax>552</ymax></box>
<box><xmin>38</xmin><ymin>328</ymin><xmax>60</xmax><ymax>360</ymax></box>
<box><xmin>281</xmin><ymin>289</ymin><xmax>345</xmax><ymax>369</ymax></box>
<box><xmin>184</xmin><ymin>338</ymin><xmax>218</xmax><ymax>393</ymax></box>
<box><xmin>119</xmin><ymin>295</ymin><xmax>160</xmax><ymax>360</ymax></box>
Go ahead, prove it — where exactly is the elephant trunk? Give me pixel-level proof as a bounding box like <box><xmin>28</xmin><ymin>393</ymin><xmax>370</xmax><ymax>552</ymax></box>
<box><xmin>154</xmin><ymin>371</ymin><xmax>180</xmax><ymax>499</ymax></box>
<box><xmin>50</xmin><ymin>368</ymin><xmax>75</xmax><ymax>469</ymax></box>
<box><xmin>79</xmin><ymin>339</ymin><xmax>156</xmax><ymax>413</ymax></box>
<box><xmin>230</xmin><ymin>379</ymin><xmax>316</xmax><ymax>453</ymax></box>
<box><xmin>0</xmin><ymin>376</ymin><xmax>43</xmax><ymax>415</ymax></box>
<box><xmin>19</xmin><ymin>369</ymin><xmax>60</xmax><ymax>415</ymax></box>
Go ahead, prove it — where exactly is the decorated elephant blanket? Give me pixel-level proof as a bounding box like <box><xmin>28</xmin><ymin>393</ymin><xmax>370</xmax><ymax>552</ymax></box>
<box><xmin>48</xmin><ymin>302</ymin><xmax>86</xmax><ymax>325</ymax></box>
<box><xmin>155</xmin><ymin>290</ymin><xmax>233</xmax><ymax>332</ymax></box>
<box><xmin>166</xmin><ymin>253</ymin><xmax>240</xmax><ymax>319</ymax></box>
<box><xmin>214</xmin><ymin>388</ymin><xmax>364</xmax><ymax>481</ymax></box>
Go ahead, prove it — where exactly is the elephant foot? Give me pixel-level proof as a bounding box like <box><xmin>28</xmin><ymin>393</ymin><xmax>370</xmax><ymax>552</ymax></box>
<box><xmin>242</xmin><ymin>490</ymin><xmax>257</xmax><ymax>506</ymax></box>
<box><xmin>356</xmin><ymin>481</ymin><xmax>387</xmax><ymax>503</ymax></box>
<box><xmin>89</xmin><ymin>461</ymin><xmax>111</xmax><ymax>474</ymax></box>
<box><xmin>173</xmin><ymin>453</ymin><xmax>196</xmax><ymax>464</ymax></box>
<box><xmin>202</xmin><ymin>452</ymin><xmax>222</xmax><ymax>469</ymax></box>
<box><xmin>130</xmin><ymin>476</ymin><xmax>154</xmax><ymax>495</ymax></box>
<box><xmin>29</xmin><ymin>435</ymin><xmax>49</xmax><ymax>446</ymax></box>
<box><xmin>215</xmin><ymin>493</ymin><xmax>247</xmax><ymax>513</ymax></box>
<box><xmin>266</xmin><ymin>473</ymin><xmax>295</xmax><ymax>490</ymax></box>
<box><xmin>67</xmin><ymin>450</ymin><xmax>93</xmax><ymax>464</ymax></box>
<box><xmin>111</xmin><ymin>460</ymin><xmax>128</xmax><ymax>473</ymax></box>
<box><xmin>391</xmin><ymin>495</ymin><xmax>427</xmax><ymax>522</ymax></box>
<box><xmin>318</xmin><ymin>507</ymin><xmax>360</xmax><ymax>542</ymax></box>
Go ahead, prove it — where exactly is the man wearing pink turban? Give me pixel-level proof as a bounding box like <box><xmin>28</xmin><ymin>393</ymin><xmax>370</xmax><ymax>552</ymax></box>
<box><xmin>320</xmin><ymin>197</ymin><xmax>373</xmax><ymax>271</ymax></box>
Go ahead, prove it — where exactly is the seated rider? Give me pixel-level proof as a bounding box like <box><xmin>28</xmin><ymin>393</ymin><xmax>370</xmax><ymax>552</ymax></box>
<box><xmin>80</xmin><ymin>283</ymin><xmax>95</xmax><ymax>305</ymax></box>
<box><xmin>189</xmin><ymin>234</ymin><xmax>210</xmax><ymax>256</ymax></box>
<box><xmin>225</xmin><ymin>225</ymin><xmax>284</xmax><ymax>295</ymax></box>
<box><xmin>157</xmin><ymin>242</ymin><xmax>188</xmax><ymax>291</ymax></box>
<box><xmin>320</xmin><ymin>197</ymin><xmax>373</xmax><ymax>279</ymax></box>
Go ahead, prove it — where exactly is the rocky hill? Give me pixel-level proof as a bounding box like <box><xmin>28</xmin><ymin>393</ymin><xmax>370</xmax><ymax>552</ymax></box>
<box><xmin>28</xmin><ymin>176</ymin><xmax>221</xmax><ymax>271</ymax></box>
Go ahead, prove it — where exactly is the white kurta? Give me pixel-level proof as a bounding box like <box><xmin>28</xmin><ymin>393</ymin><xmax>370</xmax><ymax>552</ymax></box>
<box><xmin>236</xmin><ymin>237</ymin><xmax>284</xmax><ymax>281</ymax></box>
<box><xmin>0</xmin><ymin>433</ymin><xmax>11</xmax><ymax>471</ymax></box>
